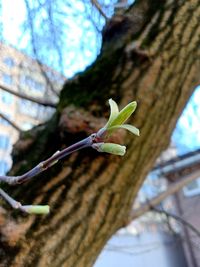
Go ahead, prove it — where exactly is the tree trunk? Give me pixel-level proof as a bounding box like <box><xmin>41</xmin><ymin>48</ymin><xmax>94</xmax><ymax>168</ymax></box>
<box><xmin>1</xmin><ymin>0</ymin><xmax>200</xmax><ymax>266</ymax></box>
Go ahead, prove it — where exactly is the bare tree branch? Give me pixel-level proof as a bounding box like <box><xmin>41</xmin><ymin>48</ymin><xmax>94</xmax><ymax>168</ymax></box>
<box><xmin>0</xmin><ymin>113</ymin><xmax>22</xmax><ymax>132</ymax></box>
<box><xmin>91</xmin><ymin>0</ymin><xmax>109</xmax><ymax>21</ymax></box>
<box><xmin>0</xmin><ymin>83</ymin><xmax>56</xmax><ymax>107</ymax></box>
<box><xmin>0</xmin><ymin>134</ymin><xmax>96</xmax><ymax>214</ymax></box>
<box><xmin>153</xmin><ymin>207</ymin><xmax>200</xmax><ymax>239</ymax></box>
<box><xmin>46</xmin><ymin>1</ymin><xmax>64</xmax><ymax>73</ymax></box>
<box><xmin>24</xmin><ymin>0</ymin><xmax>60</xmax><ymax>97</ymax></box>
<box><xmin>131</xmin><ymin>169</ymin><xmax>200</xmax><ymax>221</ymax></box>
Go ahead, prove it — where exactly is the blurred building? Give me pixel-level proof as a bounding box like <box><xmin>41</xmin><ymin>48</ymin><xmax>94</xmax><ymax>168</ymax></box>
<box><xmin>155</xmin><ymin>149</ymin><xmax>200</xmax><ymax>267</ymax></box>
<box><xmin>96</xmin><ymin>145</ymin><xmax>200</xmax><ymax>267</ymax></box>
<box><xmin>0</xmin><ymin>42</ymin><xmax>66</xmax><ymax>174</ymax></box>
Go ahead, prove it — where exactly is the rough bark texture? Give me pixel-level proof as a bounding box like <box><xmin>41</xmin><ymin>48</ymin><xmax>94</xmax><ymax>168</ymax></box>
<box><xmin>1</xmin><ymin>0</ymin><xmax>200</xmax><ymax>266</ymax></box>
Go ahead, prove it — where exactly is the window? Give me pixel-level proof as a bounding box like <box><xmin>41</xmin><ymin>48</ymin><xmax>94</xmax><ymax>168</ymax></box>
<box><xmin>20</xmin><ymin>75</ymin><xmax>45</xmax><ymax>93</ymax></box>
<box><xmin>18</xmin><ymin>99</ymin><xmax>38</xmax><ymax>118</ymax></box>
<box><xmin>1</xmin><ymin>91</ymin><xmax>13</xmax><ymax>104</ymax></box>
<box><xmin>3</xmin><ymin>57</ymin><xmax>14</xmax><ymax>67</ymax></box>
<box><xmin>183</xmin><ymin>178</ymin><xmax>200</xmax><ymax>197</ymax></box>
<box><xmin>0</xmin><ymin>135</ymin><xmax>10</xmax><ymax>150</ymax></box>
<box><xmin>0</xmin><ymin>160</ymin><xmax>9</xmax><ymax>175</ymax></box>
<box><xmin>2</xmin><ymin>73</ymin><xmax>13</xmax><ymax>85</ymax></box>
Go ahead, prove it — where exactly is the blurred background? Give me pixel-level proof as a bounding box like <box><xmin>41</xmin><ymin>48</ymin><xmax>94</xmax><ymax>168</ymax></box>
<box><xmin>0</xmin><ymin>1</ymin><xmax>200</xmax><ymax>266</ymax></box>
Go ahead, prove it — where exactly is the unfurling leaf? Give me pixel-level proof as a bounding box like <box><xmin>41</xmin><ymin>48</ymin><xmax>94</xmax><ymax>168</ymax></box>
<box><xmin>109</xmin><ymin>101</ymin><xmax>137</xmax><ymax>127</ymax></box>
<box><xmin>103</xmin><ymin>99</ymin><xmax>139</xmax><ymax>139</ymax></box>
<box><xmin>108</xmin><ymin>124</ymin><xmax>140</xmax><ymax>136</ymax></box>
<box><xmin>104</xmin><ymin>98</ymin><xmax>119</xmax><ymax>128</ymax></box>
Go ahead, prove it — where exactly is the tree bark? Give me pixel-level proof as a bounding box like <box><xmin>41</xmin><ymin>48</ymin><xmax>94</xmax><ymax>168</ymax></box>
<box><xmin>1</xmin><ymin>0</ymin><xmax>200</xmax><ymax>266</ymax></box>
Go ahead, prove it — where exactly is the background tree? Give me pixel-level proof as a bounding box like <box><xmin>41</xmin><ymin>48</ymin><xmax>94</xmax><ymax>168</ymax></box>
<box><xmin>0</xmin><ymin>0</ymin><xmax>200</xmax><ymax>266</ymax></box>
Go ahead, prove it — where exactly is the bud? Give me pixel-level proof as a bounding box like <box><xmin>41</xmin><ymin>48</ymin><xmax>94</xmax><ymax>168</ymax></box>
<box><xmin>92</xmin><ymin>143</ymin><xmax>126</xmax><ymax>156</ymax></box>
<box><xmin>22</xmin><ymin>205</ymin><xmax>50</xmax><ymax>214</ymax></box>
<box><xmin>49</xmin><ymin>150</ymin><xmax>60</xmax><ymax>167</ymax></box>
<box><xmin>103</xmin><ymin>99</ymin><xmax>139</xmax><ymax>137</ymax></box>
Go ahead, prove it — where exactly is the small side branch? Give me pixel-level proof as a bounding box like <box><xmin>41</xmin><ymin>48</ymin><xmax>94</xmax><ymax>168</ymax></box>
<box><xmin>0</xmin><ymin>83</ymin><xmax>56</xmax><ymax>108</ymax></box>
<box><xmin>0</xmin><ymin>134</ymin><xmax>96</xmax><ymax>214</ymax></box>
<box><xmin>0</xmin><ymin>112</ymin><xmax>22</xmax><ymax>132</ymax></box>
<box><xmin>0</xmin><ymin>188</ymin><xmax>49</xmax><ymax>214</ymax></box>
<box><xmin>0</xmin><ymin>99</ymin><xmax>139</xmax><ymax>214</ymax></box>
<box><xmin>0</xmin><ymin>134</ymin><xmax>96</xmax><ymax>185</ymax></box>
<box><xmin>91</xmin><ymin>0</ymin><xmax>108</xmax><ymax>21</ymax></box>
<box><xmin>24</xmin><ymin>0</ymin><xmax>60</xmax><ymax>97</ymax></box>
<box><xmin>153</xmin><ymin>207</ymin><xmax>200</xmax><ymax>239</ymax></box>
<box><xmin>0</xmin><ymin>187</ymin><xmax>24</xmax><ymax>210</ymax></box>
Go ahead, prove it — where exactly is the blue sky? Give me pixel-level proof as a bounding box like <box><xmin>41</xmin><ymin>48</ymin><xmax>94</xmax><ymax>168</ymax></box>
<box><xmin>172</xmin><ymin>86</ymin><xmax>200</xmax><ymax>154</ymax></box>
<box><xmin>1</xmin><ymin>0</ymin><xmax>105</xmax><ymax>77</ymax></box>
<box><xmin>1</xmin><ymin>0</ymin><xmax>200</xmax><ymax>155</ymax></box>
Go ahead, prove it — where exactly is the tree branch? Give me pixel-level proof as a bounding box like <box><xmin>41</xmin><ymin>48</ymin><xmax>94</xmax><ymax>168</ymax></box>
<box><xmin>0</xmin><ymin>83</ymin><xmax>56</xmax><ymax>107</ymax></box>
<box><xmin>91</xmin><ymin>0</ymin><xmax>108</xmax><ymax>21</ymax></box>
<box><xmin>24</xmin><ymin>0</ymin><xmax>61</xmax><ymax>96</ymax></box>
<box><xmin>0</xmin><ymin>188</ymin><xmax>49</xmax><ymax>214</ymax></box>
<box><xmin>0</xmin><ymin>134</ymin><xmax>96</xmax><ymax>214</ymax></box>
<box><xmin>153</xmin><ymin>207</ymin><xmax>200</xmax><ymax>239</ymax></box>
<box><xmin>0</xmin><ymin>112</ymin><xmax>22</xmax><ymax>132</ymax></box>
<box><xmin>0</xmin><ymin>99</ymin><xmax>139</xmax><ymax>216</ymax></box>
<box><xmin>131</xmin><ymin>169</ymin><xmax>200</xmax><ymax>221</ymax></box>
<box><xmin>0</xmin><ymin>135</ymin><xmax>95</xmax><ymax>185</ymax></box>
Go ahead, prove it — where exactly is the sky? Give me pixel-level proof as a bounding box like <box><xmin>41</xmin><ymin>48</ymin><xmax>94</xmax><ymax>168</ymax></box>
<box><xmin>1</xmin><ymin>0</ymin><xmax>106</xmax><ymax>77</ymax></box>
<box><xmin>172</xmin><ymin>86</ymin><xmax>200</xmax><ymax>154</ymax></box>
<box><xmin>1</xmin><ymin>0</ymin><xmax>200</xmax><ymax>156</ymax></box>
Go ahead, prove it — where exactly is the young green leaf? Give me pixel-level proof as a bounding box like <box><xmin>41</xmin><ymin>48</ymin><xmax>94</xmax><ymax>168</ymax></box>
<box><xmin>109</xmin><ymin>101</ymin><xmax>137</xmax><ymax>127</ymax></box>
<box><xmin>108</xmin><ymin>124</ymin><xmax>140</xmax><ymax>136</ymax></box>
<box><xmin>104</xmin><ymin>99</ymin><xmax>119</xmax><ymax>128</ymax></box>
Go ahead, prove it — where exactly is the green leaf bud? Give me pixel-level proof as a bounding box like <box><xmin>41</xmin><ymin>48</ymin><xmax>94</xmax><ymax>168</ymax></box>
<box><xmin>93</xmin><ymin>143</ymin><xmax>126</xmax><ymax>156</ymax></box>
<box><xmin>22</xmin><ymin>205</ymin><xmax>50</xmax><ymax>214</ymax></box>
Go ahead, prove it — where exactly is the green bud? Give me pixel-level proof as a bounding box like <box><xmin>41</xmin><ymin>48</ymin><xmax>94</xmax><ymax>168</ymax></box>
<box><xmin>93</xmin><ymin>143</ymin><xmax>126</xmax><ymax>156</ymax></box>
<box><xmin>23</xmin><ymin>205</ymin><xmax>50</xmax><ymax>214</ymax></box>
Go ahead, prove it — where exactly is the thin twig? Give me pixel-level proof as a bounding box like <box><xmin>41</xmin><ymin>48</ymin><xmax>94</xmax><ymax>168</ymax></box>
<box><xmin>91</xmin><ymin>0</ymin><xmax>108</xmax><ymax>21</ymax></box>
<box><xmin>0</xmin><ymin>131</ymin><xmax>105</xmax><ymax>214</ymax></box>
<box><xmin>0</xmin><ymin>83</ymin><xmax>56</xmax><ymax>107</ymax></box>
<box><xmin>24</xmin><ymin>0</ymin><xmax>60</xmax><ymax>97</ymax></box>
<box><xmin>153</xmin><ymin>207</ymin><xmax>200</xmax><ymax>239</ymax></box>
<box><xmin>0</xmin><ymin>134</ymin><xmax>99</xmax><ymax>214</ymax></box>
<box><xmin>0</xmin><ymin>188</ymin><xmax>49</xmax><ymax>214</ymax></box>
<box><xmin>0</xmin><ymin>188</ymin><xmax>22</xmax><ymax>209</ymax></box>
<box><xmin>0</xmin><ymin>112</ymin><xmax>22</xmax><ymax>132</ymax></box>
<box><xmin>0</xmin><ymin>134</ymin><xmax>98</xmax><ymax>185</ymax></box>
